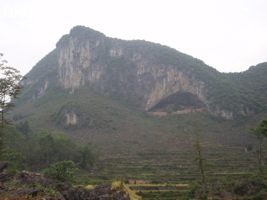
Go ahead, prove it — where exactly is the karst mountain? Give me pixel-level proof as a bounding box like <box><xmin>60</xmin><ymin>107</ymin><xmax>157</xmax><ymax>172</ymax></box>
<box><xmin>11</xmin><ymin>25</ymin><xmax>267</xmax><ymax>152</ymax></box>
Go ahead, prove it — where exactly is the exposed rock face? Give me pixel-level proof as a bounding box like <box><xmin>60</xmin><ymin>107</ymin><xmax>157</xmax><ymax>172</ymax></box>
<box><xmin>146</xmin><ymin>71</ymin><xmax>207</xmax><ymax>111</ymax></box>
<box><xmin>58</xmin><ymin>38</ymin><xmax>98</xmax><ymax>90</ymax></box>
<box><xmin>65</xmin><ymin>111</ymin><xmax>78</xmax><ymax>125</ymax></box>
<box><xmin>51</xmin><ymin>103</ymin><xmax>96</xmax><ymax>129</ymax></box>
<box><xmin>54</xmin><ymin>26</ymin><xmax>214</xmax><ymax>116</ymax></box>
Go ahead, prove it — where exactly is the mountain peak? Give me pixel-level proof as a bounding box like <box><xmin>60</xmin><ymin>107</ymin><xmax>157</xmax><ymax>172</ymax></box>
<box><xmin>56</xmin><ymin>25</ymin><xmax>105</xmax><ymax>48</ymax></box>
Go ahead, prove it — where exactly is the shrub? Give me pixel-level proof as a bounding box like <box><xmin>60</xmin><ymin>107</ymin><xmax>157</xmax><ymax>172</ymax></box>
<box><xmin>43</xmin><ymin>160</ymin><xmax>78</xmax><ymax>181</ymax></box>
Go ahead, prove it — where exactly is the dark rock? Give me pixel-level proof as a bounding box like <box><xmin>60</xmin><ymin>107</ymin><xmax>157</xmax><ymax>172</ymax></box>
<box><xmin>61</xmin><ymin>183</ymin><xmax>130</xmax><ymax>200</ymax></box>
<box><xmin>233</xmin><ymin>180</ymin><xmax>265</xmax><ymax>196</ymax></box>
<box><xmin>0</xmin><ymin>161</ymin><xmax>8</xmax><ymax>172</ymax></box>
<box><xmin>13</xmin><ymin>171</ymin><xmax>56</xmax><ymax>188</ymax></box>
<box><xmin>0</xmin><ymin>170</ymin><xmax>131</xmax><ymax>200</ymax></box>
<box><xmin>220</xmin><ymin>189</ymin><xmax>232</xmax><ymax>198</ymax></box>
<box><xmin>12</xmin><ymin>188</ymin><xmax>40</xmax><ymax>197</ymax></box>
<box><xmin>19</xmin><ymin>170</ymin><xmax>30</xmax><ymax>178</ymax></box>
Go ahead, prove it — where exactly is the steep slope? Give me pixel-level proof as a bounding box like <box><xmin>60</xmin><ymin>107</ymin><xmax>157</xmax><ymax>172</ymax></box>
<box><xmin>227</xmin><ymin>62</ymin><xmax>267</xmax><ymax>101</ymax></box>
<box><xmin>9</xmin><ymin>26</ymin><xmax>267</xmax><ymax>152</ymax></box>
<box><xmin>16</xmin><ymin>50</ymin><xmax>59</xmax><ymax>106</ymax></box>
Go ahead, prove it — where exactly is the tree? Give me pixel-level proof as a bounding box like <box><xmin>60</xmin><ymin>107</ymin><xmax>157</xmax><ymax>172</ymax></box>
<box><xmin>78</xmin><ymin>144</ymin><xmax>96</xmax><ymax>170</ymax></box>
<box><xmin>35</xmin><ymin>130</ymin><xmax>77</xmax><ymax>169</ymax></box>
<box><xmin>193</xmin><ymin>121</ymin><xmax>206</xmax><ymax>185</ymax></box>
<box><xmin>250</xmin><ymin>119</ymin><xmax>267</xmax><ymax>174</ymax></box>
<box><xmin>0</xmin><ymin>53</ymin><xmax>25</xmax><ymax>150</ymax></box>
<box><xmin>43</xmin><ymin>160</ymin><xmax>78</xmax><ymax>181</ymax></box>
<box><xmin>26</xmin><ymin>130</ymin><xmax>96</xmax><ymax>171</ymax></box>
<box><xmin>192</xmin><ymin>120</ymin><xmax>208</xmax><ymax>199</ymax></box>
<box><xmin>16</xmin><ymin>120</ymin><xmax>30</xmax><ymax>136</ymax></box>
<box><xmin>0</xmin><ymin>147</ymin><xmax>26</xmax><ymax>173</ymax></box>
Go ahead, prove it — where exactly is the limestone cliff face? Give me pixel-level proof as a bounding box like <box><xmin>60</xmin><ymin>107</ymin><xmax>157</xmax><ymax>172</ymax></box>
<box><xmin>54</xmin><ymin>26</ymin><xmax>216</xmax><ymax>116</ymax></box>
<box><xmin>57</xmin><ymin>33</ymin><xmax>106</xmax><ymax>90</ymax></box>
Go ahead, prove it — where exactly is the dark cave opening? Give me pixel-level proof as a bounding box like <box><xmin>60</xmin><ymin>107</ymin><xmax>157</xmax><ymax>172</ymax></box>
<box><xmin>149</xmin><ymin>92</ymin><xmax>206</xmax><ymax>112</ymax></box>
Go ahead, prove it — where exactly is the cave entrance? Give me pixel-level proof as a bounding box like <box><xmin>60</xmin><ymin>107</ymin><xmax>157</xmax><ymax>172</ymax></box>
<box><xmin>148</xmin><ymin>92</ymin><xmax>206</xmax><ymax>114</ymax></box>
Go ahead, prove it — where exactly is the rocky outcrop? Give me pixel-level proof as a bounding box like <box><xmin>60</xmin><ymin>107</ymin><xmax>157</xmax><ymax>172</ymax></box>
<box><xmin>0</xmin><ymin>161</ymin><xmax>8</xmax><ymax>172</ymax></box>
<box><xmin>0</xmin><ymin>166</ymin><xmax>131</xmax><ymax>200</ymax></box>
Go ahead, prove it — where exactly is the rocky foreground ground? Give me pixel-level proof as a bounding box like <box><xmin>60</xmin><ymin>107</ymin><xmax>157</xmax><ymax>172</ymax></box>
<box><xmin>0</xmin><ymin>161</ymin><xmax>132</xmax><ymax>200</ymax></box>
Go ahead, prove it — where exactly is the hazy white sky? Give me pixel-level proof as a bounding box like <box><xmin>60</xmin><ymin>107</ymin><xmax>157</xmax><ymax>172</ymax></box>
<box><xmin>1</xmin><ymin>0</ymin><xmax>267</xmax><ymax>75</ymax></box>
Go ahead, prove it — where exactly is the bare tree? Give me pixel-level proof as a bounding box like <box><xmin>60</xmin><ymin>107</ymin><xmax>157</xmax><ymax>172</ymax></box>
<box><xmin>250</xmin><ymin>119</ymin><xmax>267</xmax><ymax>174</ymax></box>
<box><xmin>192</xmin><ymin>120</ymin><xmax>207</xmax><ymax>199</ymax></box>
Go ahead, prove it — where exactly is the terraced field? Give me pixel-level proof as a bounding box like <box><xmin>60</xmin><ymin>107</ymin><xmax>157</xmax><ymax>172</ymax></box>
<box><xmin>74</xmin><ymin>144</ymin><xmax>258</xmax><ymax>199</ymax></box>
